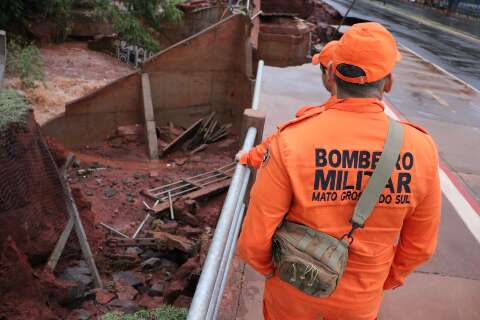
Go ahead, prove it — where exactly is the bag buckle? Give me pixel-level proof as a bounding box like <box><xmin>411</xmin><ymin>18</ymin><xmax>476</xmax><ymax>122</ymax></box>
<box><xmin>341</xmin><ymin>222</ymin><xmax>362</xmax><ymax>245</ymax></box>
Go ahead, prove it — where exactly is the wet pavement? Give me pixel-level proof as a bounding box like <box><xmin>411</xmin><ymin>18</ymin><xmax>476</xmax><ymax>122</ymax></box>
<box><xmin>324</xmin><ymin>0</ymin><xmax>480</xmax><ymax>90</ymax></box>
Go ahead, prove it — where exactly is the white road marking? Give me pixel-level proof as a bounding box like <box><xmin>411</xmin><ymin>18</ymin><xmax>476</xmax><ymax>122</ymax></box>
<box><xmin>383</xmin><ymin>102</ymin><xmax>480</xmax><ymax>244</ymax></box>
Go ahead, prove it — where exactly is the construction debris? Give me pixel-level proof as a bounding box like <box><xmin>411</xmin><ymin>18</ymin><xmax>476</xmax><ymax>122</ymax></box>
<box><xmin>143</xmin><ymin>162</ymin><xmax>235</xmax><ymax>210</ymax></box>
<box><xmin>158</xmin><ymin>112</ymin><xmax>232</xmax><ymax>157</ymax></box>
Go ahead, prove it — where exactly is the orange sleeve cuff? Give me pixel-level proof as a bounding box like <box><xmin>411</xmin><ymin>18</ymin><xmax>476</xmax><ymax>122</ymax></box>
<box><xmin>383</xmin><ymin>273</ymin><xmax>404</xmax><ymax>290</ymax></box>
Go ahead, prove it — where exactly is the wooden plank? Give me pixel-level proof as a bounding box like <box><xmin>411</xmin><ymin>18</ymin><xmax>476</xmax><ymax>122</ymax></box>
<box><xmin>160</xmin><ymin>118</ymin><xmax>203</xmax><ymax>157</ymax></box>
<box><xmin>46</xmin><ymin>216</ymin><xmax>74</xmax><ymax>271</ymax></box>
<box><xmin>184</xmin><ymin>179</ymin><xmax>231</xmax><ymax>200</ymax></box>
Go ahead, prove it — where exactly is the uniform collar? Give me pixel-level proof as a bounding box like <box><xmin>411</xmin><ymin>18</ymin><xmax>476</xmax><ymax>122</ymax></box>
<box><xmin>325</xmin><ymin>97</ymin><xmax>385</xmax><ymax>113</ymax></box>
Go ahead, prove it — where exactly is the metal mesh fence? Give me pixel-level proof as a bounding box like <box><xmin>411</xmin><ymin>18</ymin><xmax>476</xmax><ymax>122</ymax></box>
<box><xmin>0</xmin><ymin>102</ymin><xmax>68</xmax><ymax>262</ymax></box>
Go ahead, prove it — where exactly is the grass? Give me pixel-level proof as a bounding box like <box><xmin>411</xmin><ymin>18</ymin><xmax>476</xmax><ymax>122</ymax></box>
<box><xmin>0</xmin><ymin>90</ymin><xmax>31</xmax><ymax>130</ymax></box>
<box><xmin>101</xmin><ymin>305</ymin><xmax>188</xmax><ymax>320</ymax></box>
<box><xmin>6</xmin><ymin>38</ymin><xmax>44</xmax><ymax>88</ymax></box>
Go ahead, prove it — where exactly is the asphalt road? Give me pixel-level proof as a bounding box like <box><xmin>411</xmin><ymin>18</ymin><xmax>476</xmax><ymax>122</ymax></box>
<box><xmin>325</xmin><ymin>0</ymin><xmax>480</xmax><ymax>90</ymax></box>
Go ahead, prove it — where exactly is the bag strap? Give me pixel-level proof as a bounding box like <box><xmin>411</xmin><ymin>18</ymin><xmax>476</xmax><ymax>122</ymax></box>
<box><xmin>347</xmin><ymin>117</ymin><xmax>404</xmax><ymax>238</ymax></box>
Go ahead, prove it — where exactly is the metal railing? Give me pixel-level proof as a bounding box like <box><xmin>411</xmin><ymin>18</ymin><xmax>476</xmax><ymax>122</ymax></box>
<box><xmin>187</xmin><ymin>60</ymin><xmax>265</xmax><ymax>320</ymax></box>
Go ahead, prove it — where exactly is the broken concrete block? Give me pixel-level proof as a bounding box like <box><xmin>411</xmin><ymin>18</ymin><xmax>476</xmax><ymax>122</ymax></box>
<box><xmin>95</xmin><ymin>289</ymin><xmax>116</xmax><ymax>305</ymax></box>
<box><xmin>148</xmin><ymin>282</ymin><xmax>165</xmax><ymax>297</ymax></box>
<box><xmin>108</xmin><ymin>299</ymin><xmax>141</xmax><ymax>314</ymax></box>
<box><xmin>112</xmin><ymin>271</ymin><xmax>143</xmax><ymax>288</ymax></box>
<box><xmin>60</xmin><ymin>266</ymin><xmax>93</xmax><ymax>287</ymax></box>
<box><xmin>141</xmin><ymin>257</ymin><xmax>162</xmax><ymax>270</ymax></box>
<box><xmin>116</xmin><ymin>284</ymin><xmax>138</xmax><ymax>301</ymax></box>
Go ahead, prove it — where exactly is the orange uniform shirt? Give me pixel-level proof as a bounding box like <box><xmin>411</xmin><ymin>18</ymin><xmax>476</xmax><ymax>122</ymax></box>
<box><xmin>239</xmin><ymin>96</ymin><xmax>337</xmax><ymax>168</ymax></box>
<box><xmin>237</xmin><ymin>98</ymin><xmax>441</xmax><ymax>320</ymax></box>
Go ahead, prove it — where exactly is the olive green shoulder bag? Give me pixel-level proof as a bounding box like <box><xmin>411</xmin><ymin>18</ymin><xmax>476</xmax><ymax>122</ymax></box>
<box><xmin>272</xmin><ymin>117</ymin><xmax>404</xmax><ymax>297</ymax></box>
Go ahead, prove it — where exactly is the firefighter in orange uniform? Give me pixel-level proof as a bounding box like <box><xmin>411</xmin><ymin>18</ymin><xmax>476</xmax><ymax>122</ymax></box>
<box><xmin>238</xmin><ymin>40</ymin><xmax>339</xmax><ymax>169</ymax></box>
<box><xmin>237</xmin><ymin>22</ymin><xmax>441</xmax><ymax>320</ymax></box>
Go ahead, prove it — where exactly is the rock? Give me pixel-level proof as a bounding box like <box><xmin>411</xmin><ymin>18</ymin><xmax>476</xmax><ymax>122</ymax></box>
<box><xmin>160</xmin><ymin>258</ymin><xmax>178</xmax><ymax>269</ymax></box>
<box><xmin>139</xmin><ymin>249</ymin><xmax>156</xmax><ymax>260</ymax></box>
<box><xmin>176</xmin><ymin>257</ymin><xmax>201</xmax><ymax>280</ymax></box>
<box><xmin>127</xmin><ymin>196</ymin><xmax>135</xmax><ymax>203</ymax></box>
<box><xmin>85</xmin><ymin>190</ymin><xmax>94</xmax><ymax>197</ymax></box>
<box><xmin>133</xmin><ymin>172</ymin><xmax>142</xmax><ymax>180</ymax></box>
<box><xmin>164</xmin><ymin>280</ymin><xmax>185</xmax><ymax>304</ymax></box>
<box><xmin>116</xmin><ymin>283</ymin><xmax>138</xmax><ymax>301</ymax></box>
<box><xmin>104</xmin><ymin>188</ymin><xmax>117</xmax><ymax>199</ymax></box>
<box><xmin>108</xmin><ymin>299</ymin><xmax>141</xmax><ymax>314</ymax></box>
<box><xmin>67</xmin><ymin>309</ymin><xmax>92</xmax><ymax>320</ymax></box>
<box><xmin>177</xmin><ymin>210</ymin><xmax>200</xmax><ymax>227</ymax></box>
<box><xmin>174</xmin><ymin>295</ymin><xmax>192</xmax><ymax>308</ymax></box>
<box><xmin>60</xmin><ymin>265</ymin><xmax>93</xmax><ymax>287</ymax></box>
<box><xmin>137</xmin><ymin>294</ymin><xmax>164</xmax><ymax>309</ymax></box>
<box><xmin>156</xmin><ymin>221</ymin><xmax>178</xmax><ymax>233</ymax></box>
<box><xmin>148</xmin><ymin>282</ymin><xmax>165</xmax><ymax>297</ymax></box>
<box><xmin>112</xmin><ymin>271</ymin><xmax>143</xmax><ymax>288</ymax></box>
<box><xmin>177</xmin><ymin>226</ymin><xmax>203</xmax><ymax>237</ymax></box>
<box><xmin>184</xmin><ymin>199</ymin><xmax>198</xmax><ymax>214</ymax></box>
<box><xmin>141</xmin><ymin>257</ymin><xmax>162</xmax><ymax>270</ymax></box>
<box><xmin>95</xmin><ymin>289</ymin><xmax>116</xmax><ymax>305</ymax></box>
<box><xmin>125</xmin><ymin>247</ymin><xmax>143</xmax><ymax>258</ymax></box>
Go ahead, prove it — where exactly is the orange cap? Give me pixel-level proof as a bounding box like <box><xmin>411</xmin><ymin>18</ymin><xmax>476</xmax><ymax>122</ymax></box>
<box><xmin>312</xmin><ymin>40</ymin><xmax>338</xmax><ymax>68</ymax></box>
<box><xmin>332</xmin><ymin>22</ymin><xmax>401</xmax><ymax>84</ymax></box>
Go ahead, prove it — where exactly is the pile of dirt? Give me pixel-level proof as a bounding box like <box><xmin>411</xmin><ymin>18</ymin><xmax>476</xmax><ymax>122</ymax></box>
<box><xmin>4</xmin><ymin>42</ymin><xmax>132</xmax><ymax>125</ymax></box>
<box><xmin>40</xmin><ymin>123</ymin><xmax>238</xmax><ymax>318</ymax></box>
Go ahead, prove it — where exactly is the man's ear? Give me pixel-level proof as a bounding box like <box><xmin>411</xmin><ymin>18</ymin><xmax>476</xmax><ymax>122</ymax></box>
<box><xmin>327</xmin><ymin>63</ymin><xmax>335</xmax><ymax>81</ymax></box>
<box><xmin>384</xmin><ymin>73</ymin><xmax>393</xmax><ymax>93</ymax></box>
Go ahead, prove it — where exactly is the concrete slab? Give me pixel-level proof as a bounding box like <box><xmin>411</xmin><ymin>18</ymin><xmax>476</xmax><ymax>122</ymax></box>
<box><xmin>236</xmin><ymin>265</ymin><xmax>264</xmax><ymax>320</ymax></box>
<box><xmin>379</xmin><ymin>273</ymin><xmax>480</xmax><ymax>320</ymax></box>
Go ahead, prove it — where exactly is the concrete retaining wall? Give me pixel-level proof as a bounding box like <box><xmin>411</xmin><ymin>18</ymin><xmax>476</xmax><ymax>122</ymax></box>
<box><xmin>42</xmin><ymin>14</ymin><xmax>254</xmax><ymax>147</ymax></box>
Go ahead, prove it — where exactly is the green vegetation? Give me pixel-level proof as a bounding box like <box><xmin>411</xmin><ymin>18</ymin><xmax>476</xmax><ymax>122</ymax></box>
<box><xmin>0</xmin><ymin>0</ymin><xmax>185</xmax><ymax>53</ymax></box>
<box><xmin>94</xmin><ymin>0</ymin><xmax>185</xmax><ymax>52</ymax></box>
<box><xmin>0</xmin><ymin>90</ymin><xmax>32</xmax><ymax>130</ymax></box>
<box><xmin>6</xmin><ymin>38</ymin><xmax>44</xmax><ymax>88</ymax></box>
<box><xmin>0</xmin><ymin>0</ymin><xmax>74</xmax><ymax>41</ymax></box>
<box><xmin>101</xmin><ymin>305</ymin><xmax>188</xmax><ymax>320</ymax></box>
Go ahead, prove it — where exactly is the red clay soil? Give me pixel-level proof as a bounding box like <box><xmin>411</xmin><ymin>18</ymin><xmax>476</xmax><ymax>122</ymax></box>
<box><xmin>42</xmin><ymin>126</ymin><xmax>238</xmax><ymax>318</ymax></box>
<box><xmin>0</xmin><ymin>111</ymin><xmax>86</xmax><ymax>320</ymax></box>
<box><xmin>4</xmin><ymin>42</ymin><xmax>132</xmax><ymax>125</ymax></box>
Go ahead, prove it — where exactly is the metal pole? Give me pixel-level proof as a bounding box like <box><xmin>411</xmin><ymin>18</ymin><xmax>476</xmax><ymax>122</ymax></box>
<box><xmin>206</xmin><ymin>172</ymin><xmax>250</xmax><ymax>319</ymax></box>
<box><xmin>187</xmin><ymin>127</ymin><xmax>257</xmax><ymax>320</ymax></box>
<box><xmin>252</xmin><ymin>60</ymin><xmax>264</xmax><ymax>111</ymax></box>
<box><xmin>210</xmin><ymin>173</ymin><xmax>249</xmax><ymax>318</ymax></box>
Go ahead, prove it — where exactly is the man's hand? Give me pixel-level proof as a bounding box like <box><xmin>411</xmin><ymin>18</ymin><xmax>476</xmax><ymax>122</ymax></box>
<box><xmin>235</xmin><ymin>150</ymin><xmax>248</xmax><ymax>162</ymax></box>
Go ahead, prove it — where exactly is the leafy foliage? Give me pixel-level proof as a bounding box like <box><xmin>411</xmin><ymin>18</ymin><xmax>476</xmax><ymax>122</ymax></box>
<box><xmin>94</xmin><ymin>0</ymin><xmax>185</xmax><ymax>52</ymax></box>
<box><xmin>6</xmin><ymin>38</ymin><xmax>44</xmax><ymax>88</ymax></box>
<box><xmin>0</xmin><ymin>0</ymin><xmax>74</xmax><ymax>40</ymax></box>
<box><xmin>101</xmin><ymin>305</ymin><xmax>188</xmax><ymax>320</ymax></box>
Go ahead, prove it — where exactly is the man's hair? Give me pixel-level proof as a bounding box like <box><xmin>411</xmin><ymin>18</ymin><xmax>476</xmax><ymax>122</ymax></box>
<box><xmin>335</xmin><ymin>64</ymin><xmax>386</xmax><ymax>97</ymax></box>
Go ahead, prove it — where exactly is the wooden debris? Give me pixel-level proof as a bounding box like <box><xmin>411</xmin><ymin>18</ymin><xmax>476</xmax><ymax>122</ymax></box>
<box><xmin>184</xmin><ymin>179</ymin><xmax>231</xmax><ymax>201</ymax></box>
<box><xmin>113</xmin><ymin>232</ymin><xmax>196</xmax><ymax>254</ymax></box>
<box><xmin>189</xmin><ymin>144</ymin><xmax>207</xmax><ymax>155</ymax></box>
<box><xmin>159</xmin><ymin>118</ymin><xmax>203</xmax><ymax>157</ymax></box>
